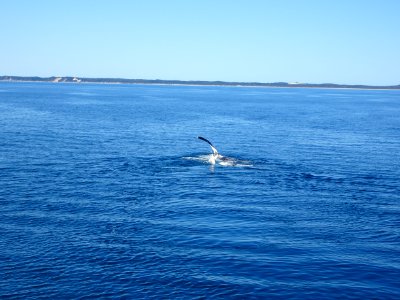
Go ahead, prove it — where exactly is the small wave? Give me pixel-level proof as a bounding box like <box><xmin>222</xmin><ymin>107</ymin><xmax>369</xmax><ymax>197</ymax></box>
<box><xmin>182</xmin><ymin>155</ymin><xmax>253</xmax><ymax>168</ymax></box>
<box><xmin>182</xmin><ymin>154</ymin><xmax>212</xmax><ymax>164</ymax></box>
<box><xmin>301</xmin><ymin>172</ymin><xmax>346</xmax><ymax>182</ymax></box>
<box><xmin>68</xmin><ymin>92</ymin><xmax>97</xmax><ymax>96</ymax></box>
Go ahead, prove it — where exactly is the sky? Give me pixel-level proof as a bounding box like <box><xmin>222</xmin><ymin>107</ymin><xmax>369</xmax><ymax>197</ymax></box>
<box><xmin>1</xmin><ymin>0</ymin><xmax>399</xmax><ymax>85</ymax></box>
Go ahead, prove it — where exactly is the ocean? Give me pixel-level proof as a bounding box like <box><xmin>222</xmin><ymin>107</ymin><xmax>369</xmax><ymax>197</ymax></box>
<box><xmin>1</xmin><ymin>82</ymin><xmax>399</xmax><ymax>299</ymax></box>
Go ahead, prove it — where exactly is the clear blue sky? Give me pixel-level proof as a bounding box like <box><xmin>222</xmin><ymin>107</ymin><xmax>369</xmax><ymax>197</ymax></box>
<box><xmin>1</xmin><ymin>0</ymin><xmax>399</xmax><ymax>85</ymax></box>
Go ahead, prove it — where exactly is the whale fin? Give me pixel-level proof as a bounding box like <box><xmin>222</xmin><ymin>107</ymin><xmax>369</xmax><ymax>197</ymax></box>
<box><xmin>198</xmin><ymin>136</ymin><xmax>218</xmax><ymax>156</ymax></box>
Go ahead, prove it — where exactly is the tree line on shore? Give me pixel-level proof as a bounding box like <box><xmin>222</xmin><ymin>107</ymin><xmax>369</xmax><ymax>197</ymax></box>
<box><xmin>1</xmin><ymin>76</ymin><xmax>399</xmax><ymax>90</ymax></box>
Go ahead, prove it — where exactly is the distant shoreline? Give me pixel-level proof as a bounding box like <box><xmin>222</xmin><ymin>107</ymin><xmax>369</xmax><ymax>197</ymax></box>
<box><xmin>1</xmin><ymin>75</ymin><xmax>399</xmax><ymax>90</ymax></box>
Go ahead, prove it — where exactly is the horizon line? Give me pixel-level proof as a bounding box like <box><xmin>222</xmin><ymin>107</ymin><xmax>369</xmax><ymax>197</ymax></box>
<box><xmin>1</xmin><ymin>75</ymin><xmax>399</xmax><ymax>89</ymax></box>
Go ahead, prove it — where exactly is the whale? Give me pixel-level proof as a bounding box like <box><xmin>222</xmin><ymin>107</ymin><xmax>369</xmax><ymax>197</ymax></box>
<box><xmin>186</xmin><ymin>136</ymin><xmax>252</xmax><ymax>167</ymax></box>
<box><xmin>197</xmin><ymin>136</ymin><xmax>239</xmax><ymax>166</ymax></box>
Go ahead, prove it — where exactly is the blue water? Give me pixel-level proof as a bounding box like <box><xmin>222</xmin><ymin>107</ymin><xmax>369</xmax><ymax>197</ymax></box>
<box><xmin>1</xmin><ymin>82</ymin><xmax>399</xmax><ymax>299</ymax></box>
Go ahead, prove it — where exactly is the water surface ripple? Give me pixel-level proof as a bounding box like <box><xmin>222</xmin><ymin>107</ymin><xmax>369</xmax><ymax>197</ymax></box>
<box><xmin>1</xmin><ymin>82</ymin><xmax>399</xmax><ymax>299</ymax></box>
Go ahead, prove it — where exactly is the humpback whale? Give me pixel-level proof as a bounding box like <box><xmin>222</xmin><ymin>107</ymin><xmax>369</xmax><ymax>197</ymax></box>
<box><xmin>198</xmin><ymin>136</ymin><xmax>219</xmax><ymax>164</ymax></box>
<box><xmin>197</xmin><ymin>136</ymin><xmax>237</xmax><ymax>166</ymax></box>
<box><xmin>191</xmin><ymin>136</ymin><xmax>252</xmax><ymax>167</ymax></box>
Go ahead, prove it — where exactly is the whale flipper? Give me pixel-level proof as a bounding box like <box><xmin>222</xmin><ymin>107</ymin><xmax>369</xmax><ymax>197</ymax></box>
<box><xmin>198</xmin><ymin>136</ymin><xmax>218</xmax><ymax>156</ymax></box>
<box><xmin>191</xmin><ymin>136</ymin><xmax>252</xmax><ymax>167</ymax></box>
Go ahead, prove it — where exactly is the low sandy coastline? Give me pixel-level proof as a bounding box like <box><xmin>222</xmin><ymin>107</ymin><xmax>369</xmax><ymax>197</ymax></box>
<box><xmin>1</xmin><ymin>76</ymin><xmax>399</xmax><ymax>90</ymax></box>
